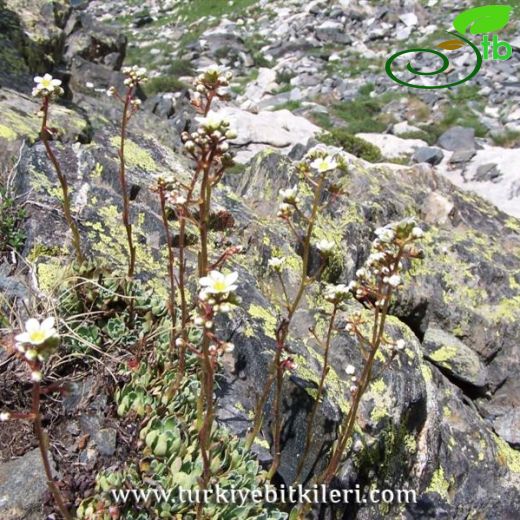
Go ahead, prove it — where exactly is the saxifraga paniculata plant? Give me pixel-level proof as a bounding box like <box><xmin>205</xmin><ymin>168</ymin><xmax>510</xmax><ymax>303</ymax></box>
<box><xmin>107</xmin><ymin>66</ymin><xmax>148</xmax><ymax>288</ymax></box>
<box><xmin>244</xmin><ymin>150</ymin><xmax>346</xmax><ymax>481</ymax></box>
<box><xmin>3</xmin><ymin>64</ymin><xmax>426</xmax><ymax>519</ymax></box>
<box><xmin>152</xmin><ymin>65</ymin><xmax>240</xmax><ymax>516</ymax></box>
<box><xmin>33</xmin><ymin>74</ymin><xmax>84</xmax><ymax>265</ymax></box>
<box><xmin>1</xmin><ymin>317</ymin><xmax>72</xmax><ymax>520</ymax></box>
<box><xmin>294</xmin><ymin>218</ymin><xmax>424</xmax><ymax>518</ymax></box>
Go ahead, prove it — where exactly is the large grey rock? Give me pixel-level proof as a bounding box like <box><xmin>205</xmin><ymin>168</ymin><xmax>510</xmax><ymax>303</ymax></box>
<box><xmin>0</xmin><ymin>448</ymin><xmax>51</xmax><ymax>519</ymax></box>
<box><xmin>413</xmin><ymin>146</ymin><xmax>444</xmax><ymax>166</ymax></box>
<box><xmin>63</xmin><ymin>12</ymin><xmax>127</xmax><ymax>69</ymax></box>
<box><xmin>437</xmin><ymin>126</ymin><xmax>476</xmax><ymax>152</ymax></box>
<box><xmin>423</xmin><ymin>327</ymin><xmax>487</xmax><ymax>388</ymax></box>
<box><xmin>315</xmin><ymin>20</ymin><xmax>351</xmax><ymax>44</ymax></box>
<box><xmin>215</xmin><ymin>106</ymin><xmax>320</xmax><ymax>162</ymax></box>
<box><xmin>494</xmin><ymin>409</ymin><xmax>520</xmax><ymax>447</ymax></box>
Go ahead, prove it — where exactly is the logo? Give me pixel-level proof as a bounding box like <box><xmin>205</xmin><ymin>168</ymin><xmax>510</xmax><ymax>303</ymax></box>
<box><xmin>385</xmin><ymin>5</ymin><xmax>514</xmax><ymax>89</ymax></box>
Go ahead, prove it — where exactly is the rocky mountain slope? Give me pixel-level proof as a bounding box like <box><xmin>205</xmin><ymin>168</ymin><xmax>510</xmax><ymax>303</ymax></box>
<box><xmin>0</xmin><ymin>1</ymin><xmax>519</xmax><ymax>519</ymax></box>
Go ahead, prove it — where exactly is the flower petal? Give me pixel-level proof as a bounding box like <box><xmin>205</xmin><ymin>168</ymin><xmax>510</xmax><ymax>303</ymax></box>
<box><xmin>15</xmin><ymin>332</ymin><xmax>30</xmax><ymax>343</ymax></box>
<box><xmin>41</xmin><ymin>317</ymin><xmax>55</xmax><ymax>331</ymax></box>
<box><xmin>25</xmin><ymin>319</ymin><xmax>40</xmax><ymax>333</ymax></box>
<box><xmin>225</xmin><ymin>272</ymin><xmax>238</xmax><ymax>285</ymax></box>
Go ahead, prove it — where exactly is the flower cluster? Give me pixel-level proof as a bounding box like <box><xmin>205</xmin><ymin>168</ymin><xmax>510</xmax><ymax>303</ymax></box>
<box><xmin>32</xmin><ymin>74</ymin><xmax>64</xmax><ymax>99</ymax></box>
<box><xmin>182</xmin><ymin>112</ymin><xmax>236</xmax><ymax>162</ymax></box>
<box><xmin>310</xmin><ymin>156</ymin><xmax>338</xmax><ymax>174</ymax></box>
<box><xmin>323</xmin><ymin>283</ymin><xmax>352</xmax><ymax>304</ymax></box>
<box><xmin>268</xmin><ymin>257</ymin><xmax>286</xmax><ymax>272</ymax></box>
<box><xmin>122</xmin><ymin>65</ymin><xmax>149</xmax><ymax>87</ymax></box>
<box><xmin>350</xmin><ymin>218</ymin><xmax>424</xmax><ymax>309</ymax></box>
<box><xmin>192</xmin><ymin>65</ymin><xmax>233</xmax><ymax>110</ymax></box>
<box><xmin>316</xmin><ymin>239</ymin><xmax>335</xmax><ymax>256</ymax></box>
<box><xmin>298</xmin><ymin>146</ymin><xmax>343</xmax><ymax>176</ymax></box>
<box><xmin>199</xmin><ymin>270</ymin><xmax>240</xmax><ymax>314</ymax></box>
<box><xmin>14</xmin><ymin>317</ymin><xmax>59</xmax><ymax>382</ymax></box>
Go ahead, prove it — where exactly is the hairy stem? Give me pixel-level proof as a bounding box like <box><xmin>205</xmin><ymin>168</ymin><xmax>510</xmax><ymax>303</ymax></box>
<box><xmin>40</xmin><ymin>97</ymin><xmax>84</xmax><ymax>265</ymax></box>
<box><xmin>294</xmin><ymin>304</ymin><xmax>338</xmax><ymax>484</ymax></box>
<box><xmin>32</xmin><ymin>383</ymin><xmax>71</xmax><ymax>520</ymax></box>
<box><xmin>158</xmin><ymin>187</ymin><xmax>177</xmax><ymax>352</ymax></box>
<box><xmin>118</xmin><ymin>88</ymin><xmax>137</xmax><ymax>280</ymax></box>
<box><xmin>265</xmin><ymin>175</ymin><xmax>325</xmax><ymax>480</ymax></box>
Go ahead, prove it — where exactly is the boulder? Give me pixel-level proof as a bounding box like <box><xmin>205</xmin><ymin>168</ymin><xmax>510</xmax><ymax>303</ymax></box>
<box><xmin>413</xmin><ymin>146</ymin><xmax>444</xmax><ymax>166</ymax></box>
<box><xmin>214</xmin><ymin>106</ymin><xmax>321</xmax><ymax>162</ymax></box>
<box><xmin>315</xmin><ymin>21</ymin><xmax>351</xmax><ymax>44</ymax></box>
<box><xmin>0</xmin><ymin>448</ymin><xmax>52</xmax><ymax>519</ymax></box>
<box><xmin>422</xmin><ymin>327</ymin><xmax>487</xmax><ymax>388</ymax></box>
<box><xmin>356</xmin><ymin>133</ymin><xmax>428</xmax><ymax>160</ymax></box>
<box><xmin>437</xmin><ymin>126</ymin><xmax>476</xmax><ymax>152</ymax></box>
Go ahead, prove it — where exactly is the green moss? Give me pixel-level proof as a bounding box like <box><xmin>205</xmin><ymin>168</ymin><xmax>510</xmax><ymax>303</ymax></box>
<box><xmin>421</xmin><ymin>363</ymin><xmax>433</xmax><ymax>383</ymax></box>
<box><xmin>429</xmin><ymin>346</ymin><xmax>458</xmax><ymax>363</ymax></box>
<box><xmin>37</xmin><ymin>259</ymin><xmax>65</xmax><ymax>294</ymax></box>
<box><xmin>85</xmin><ymin>205</ymin><xmax>167</xmax><ymax>297</ymax></box>
<box><xmin>248</xmin><ymin>304</ymin><xmax>277</xmax><ymax>339</ymax></box>
<box><xmin>494</xmin><ymin>434</ymin><xmax>520</xmax><ymax>473</ymax></box>
<box><xmin>110</xmin><ymin>137</ymin><xmax>157</xmax><ymax>171</ymax></box>
<box><xmin>426</xmin><ymin>467</ymin><xmax>452</xmax><ymax>501</ymax></box>
<box><xmin>487</xmin><ymin>297</ymin><xmax>520</xmax><ymax>322</ymax></box>
<box><xmin>27</xmin><ymin>244</ymin><xmax>64</xmax><ymax>262</ymax></box>
<box><xmin>368</xmin><ymin>378</ymin><xmax>392</xmax><ymax>423</ymax></box>
<box><xmin>505</xmin><ymin>217</ymin><xmax>520</xmax><ymax>232</ymax></box>
<box><xmin>0</xmin><ymin>124</ymin><xmax>17</xmax><ymax>141</ymax></box>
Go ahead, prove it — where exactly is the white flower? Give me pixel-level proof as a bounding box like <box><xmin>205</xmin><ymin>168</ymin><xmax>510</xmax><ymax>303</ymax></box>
<box><xmin>356</xmin><ymin>268</ymin><xmax>368</xmax><ymax>278</ymax></box>
<box><xmin>198</xmin><ymin>111</ymin><xmax>229</xmax><ymax>132</ymax></box>
<box><xmin>346</xmin><ymin>364</ymin><xmax>356</xmax><ymax>375</ymax></box>
<box><xmin>199</xmin><ymin>271</ymin><xmax>238</xmax><ymax>295</ymax></box>
<box><xmin>385</xmin><ymin>275</ymin><xmax>401</xmax><ymax>288</ymax></box>
<box><xmin>15</xmin><ymin>317</ymin><xmax>57</xmax><ymax>346</ymax></box>
<box><xmin>375</xmin><ymin>226</ymin><xmax>395</xmax><ymax>244</ymax></box>
<box><xmin>279</xmin><ymin>186</ymin><xmax>298</xmax><ymax>203</ymax></box>
<box><xmin>199</xmin><ymin>64</ymin><xmax>228</xmax><ymax>76</ymax></box>
<box><xmin>268</xmin><ymin>257</ymin><xmax>286</xmax><ymax>271</ymax></box>
<box><xmin>0</xmin><ymin>412</ymin><xmax>10</xmax><ymax>421</ymax></box>
<box><xmin>310</xmin><ymin>156</ymin><xmax>338</xmax><ymax>173</ymax></box>
<box><xmin>316</xmin><ymin>239</ymin><xmax>335</xmax><ymax>254</ymax></box>
<box><xmin>412</xmin><ymin>227</ymin><xmax>424</xmax><ymax>239</ymax></box>
<box><xmin>33</xmin><ymin>74</ymin><xmax>62</xmax><ymax>95</ymax></box>
<box><xmin>324</xmin><ymin>283</ymin><xmax>351</xmax><ymax>303</ymax></box>
<box><xmin>395</xmin><ymin>339</ymin><xmax>406</xmax><ymax>351</ymax></box>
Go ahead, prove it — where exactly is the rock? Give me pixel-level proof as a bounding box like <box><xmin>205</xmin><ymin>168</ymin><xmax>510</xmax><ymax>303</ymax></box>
<box><xmin>393</xmin><ymin>121</ymin><xmax>421</xmax><ymax>136</ymax></box>
<box><xmin>63</xmin><ymin>12</ymin><xmax>127</xmax><ymax>69</ymax></box>
<box><xmin>0</xmin><ymin>87</ymin><xmax>91</xmax><ymax>167</ymax></box>
<box><xmin>400</xmin><ymin>12</ymin><xmax>419</xmax><ymax>27</ymax></box>
<box><xmin>438</xmin><ymin>146</ymin><xmax>520</xmax><ymax>217</ymax></box>
<box><xmin>315</xmin><ymin>20</ymin><xmax>351</xmax><ymax>44</ymax></box>
<box><xmin>356</xmin><ymin>133</ymin><xmax>427</xmax><ymax>160</ymax></box>
<box><xmin>94</xmin><ymin>428</ymin><xmax>117</xmax><ymax>456</ymax></box>
<box><xmin>3</xmin><ymin>0</ymin><xmax>70</xmax><ymax>75</ymax></box>
<box><xmin>421</xmin><ymin>192</ymin><xmax>454</xmax><ymax>225</ymax></box>
<box><xmin>422</xmin><ymin>327</ymin><xmax>487</xmax><ymax>388</ymax></box>
<box><xmin>493</xmin><ymin>410</ymin><xmax>520</xmax><ymax>447</ymax></box>
<box><xmin>449</xmin><ymin>149</ymin><xmax>476</xmax><ymax>164</ymax></box>
<box><xmin>413</xmin><ymin>146</ymin><xmax>444</xmax><ymax>166</ymax></box>
<box><xmin>214</xmin><ymin>106</ymin><xmax>320</xmax><ymax>162</ymax></box>
<box><xmin>473</xmin><ymin>163</ymin><xmax>502</xmax><ymax>183</ymax></box>
<box><xmin>0</xmin><ymin>448</ymin><xmax>52</xmax><ymax>519</ymax></box>
<box><xmin>241</xmin><ymin>67</ymin><xmax>278</xmax><ymax>104</ymax></box>
<box><xmin>437</xmin><ymin>126</ymin><xmax>476</xmax><ymax>151</ymax></box>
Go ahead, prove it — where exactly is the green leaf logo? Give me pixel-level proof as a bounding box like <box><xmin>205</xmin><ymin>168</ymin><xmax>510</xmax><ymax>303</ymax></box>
<box><xmin>453</xmin><ymin>5</ymin><xmax>513</xmax><ymax>35</ymax></box>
